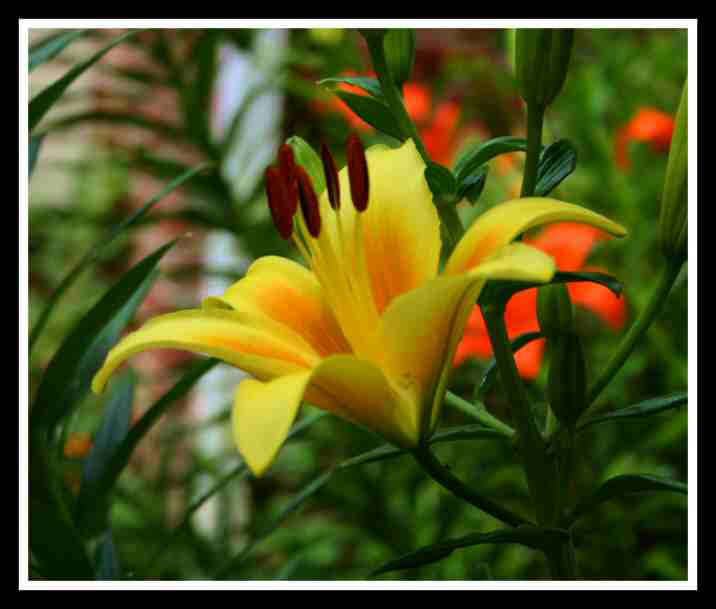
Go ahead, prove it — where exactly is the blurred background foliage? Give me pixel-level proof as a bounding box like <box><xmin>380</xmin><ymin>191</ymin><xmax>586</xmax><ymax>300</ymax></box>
<box><xmin>28</xmin><ymin>27</ymin><xmax>687</xmax><ymax>581</ymax></box>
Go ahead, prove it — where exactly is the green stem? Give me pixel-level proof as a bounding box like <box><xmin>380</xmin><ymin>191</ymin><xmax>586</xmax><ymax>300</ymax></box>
<box><xmin>443</xmin><ymin>391</ymin><xmax>516</xmax><ymax>439</ymax></box>
<box><xmin>520</xmin><ymin>102</ymin><xmax>545</xmax><ymax>198</ymax></box>
<box><xmin>411</xmin><ymin>444</ymin><xmax>529</xmax><ymax>527</ymax></box>
<box><xmin>362</xmin><ymin>33</ymin><xmax>431</xmax><ymax>165</ymax></box>
<box><xmin>482</xmin><ymin>304</ymin><xmax>559</xmax><ymax>527</ymax></box>
<box><xmin>546</xmin><ymin>536</ymin><xmax>580</xmax><ymax>580</ymax></box>
<box><xmin>584</xmin><ymin>259</ymin><xmax>683</xmax><ymax>411</ymax></box>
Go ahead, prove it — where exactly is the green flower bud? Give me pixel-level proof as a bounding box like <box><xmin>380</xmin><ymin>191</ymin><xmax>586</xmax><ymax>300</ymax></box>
<box><xmin>547</xmin><ymin>332</ymin><xmax>588</xmax><ymax>428</ymax></box>
<box><xmin>659</xmin><ymin>79</ymin><xmax>688</xmax><ymax>264</ymax></box>
<box><xmin>383</xmin><ymin>29</ymin><xmax>416</xmax><ymax>89</ymax></box>
<box><xmin>537</xmin><ymin>283</ymin><xmax>574</xmax><ymax>337</ymax></box>
<box><xmin>515</xmin><ymin>29</ymin><xmax>574</xmax><ymax>108</ymax></box>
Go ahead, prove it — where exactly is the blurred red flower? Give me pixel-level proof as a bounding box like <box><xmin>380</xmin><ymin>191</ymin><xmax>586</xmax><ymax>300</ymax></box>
<box><xmin>321</xmin><ymin>73</ymin><xmax>464</xmax><ymax>165</ymax></box>
<box><xmin>615</xmin><ymin>107</ymin><xmax>675</xmax><ymax>171</ymax></box>
<box><xmin>454</xmin><ymin>222</ymin><xmax>628</xmax><ymax>379</ymax></box>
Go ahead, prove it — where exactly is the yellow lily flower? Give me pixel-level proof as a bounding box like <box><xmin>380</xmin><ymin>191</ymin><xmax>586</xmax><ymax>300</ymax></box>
<box><xmin>92</xmin><ymin>137</ymin><xmax>626</xmax><ymax>476</ymax></box>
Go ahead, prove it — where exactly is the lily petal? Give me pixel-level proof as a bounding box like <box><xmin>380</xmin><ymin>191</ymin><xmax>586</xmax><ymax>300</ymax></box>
<box><xmin>381</xmin><ymin>243</ymin><xmax>556</xmax><ymax>435</ymax></box>
<box><xmin>445</xmin><ymin>198</ymin><xmax>627</xmax><ymax>276</ymax></box>
<box><xmin>317</xmin><ymin>139</ymin><xmax>441</xmax><ymax>316</ymax></box>
<box><xmin>91</xmin><ymin>309</ymin><xmax>319</xmax><ymax>394</ymax></box>
<box><xmin>233</xmin><ymin>354</ymin><xmax>416</xmax><ymax>475</ymax></box>
<box><xmin>203</xmin><ymin>256</ymin><xmax>350</xmax><ymax>357</ymax></box>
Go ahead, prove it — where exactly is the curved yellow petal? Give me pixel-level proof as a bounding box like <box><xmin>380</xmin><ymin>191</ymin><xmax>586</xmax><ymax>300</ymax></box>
<box><xmin>446</xmin><ymin>198</ymin><xmax>627</xmax><ymax>276</ymax></box>
<box><xmin>91</xmin><ymin>309</ymin><xmax>320</xmax><ymax>394</ymax></box>
<box><xmin>306</xmin><ymin>139</ymin><xmax>441</xmax><ymax>357</ymax></box>
<box><xmin>203</xmin><ymin>256</ymin><xmax>350</xmax><ymax>357</ymax></box>
<box><xmin>232</xmin><ymin>354</ymin><xmax>417</xmax><ymax>475</ymax></box>
<box><xmin>381</xmin><ymin>243</ymin><xmax>556</xmax><ymax>436</ymax></box>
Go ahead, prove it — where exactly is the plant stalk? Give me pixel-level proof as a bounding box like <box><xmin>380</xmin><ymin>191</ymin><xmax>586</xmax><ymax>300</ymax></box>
<box><xmin>520</xmin><ymin>102</ymin><xmax>545</xmax><ymax>197</ymax></box>
<box><xmin>584</xmin><ymin>258</ymin><xmax>683</xmax><ymax>412</ymax></box>
<box><xmin>411</xmin><ymin>445</ymin><xmax>529</xmax><ymax>528</ymax></box>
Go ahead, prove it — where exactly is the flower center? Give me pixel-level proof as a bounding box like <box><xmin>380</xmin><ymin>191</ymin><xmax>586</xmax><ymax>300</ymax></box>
<box><xmin>264</xmin><ymin>136</ymin><xmax>382</xmax><ymax>360</ymax></box>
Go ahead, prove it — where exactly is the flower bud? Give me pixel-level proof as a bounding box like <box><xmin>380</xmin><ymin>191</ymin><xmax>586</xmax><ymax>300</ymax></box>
<box><xmin>659</xmin><ymin>79</ymin><xmax>687</xmax><ymax>264</ymax></box>
<box><xmin>537</xmin><ymin>283</ymin><xmax>574</xmax><ymax>337</ymax></box>
<box><xmin>383</xmin><ymin>29</ymin><xmax>416</xmax><ymax>89</ymax></box>
<box><xmin>547</xmin><ymin>331</ymin><xmax>588</xmax><ymax>428</ymax></box>
<box><xmin>515</xmin><ymin>29</ymin><xmax>574</xmax><ymax>108</ymax></box>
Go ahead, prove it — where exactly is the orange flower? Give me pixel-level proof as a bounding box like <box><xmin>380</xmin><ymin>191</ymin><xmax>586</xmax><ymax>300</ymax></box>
<box><xmin>455</xmin><ymin>222</ymin><xmax>628</xmax><ymax>379</ymax></box>
<box><xmin>615</xmin><ymin>107</ymin><xmax>675</xmax><ymax>171</ymax></box>
<box><xmin>421</xmin><ymin>99</ymin><xmax>462</xmax><ymax>166</ymax></box>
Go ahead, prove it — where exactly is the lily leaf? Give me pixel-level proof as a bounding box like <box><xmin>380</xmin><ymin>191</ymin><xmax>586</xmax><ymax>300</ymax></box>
<box><xmin>29</xmin><ymin>134</ymin><xmax>45</xmax><ymax>177</ymax></box>
<box><xmin>568</xmin><ymin>474</ymin><xmax>687</xmax><ymax>524</ymax></box>
<box><xmin>371</xmin><ymin>525</ymin><xmax>569</xmax><ymax>576</ymax></box>
<box><xmin>95</xmin><ymin>530</ymin><xmax>122</xmax><ymax>580</ymax></box>
<box><xmin>534</xmin><ymin>139</ymin><xmax>577</xmax><ymax>197</ymax></box>
<box><xmin>334</xmin><ymin>90</ymin><xmax>405</xmax><ymax>141</ymax></box>
<box><xmin>475</xmin><ymin>331</ymin><xmax>545</xmax><ymax>402</ymax></box>
<box><xmin>425</xmin><ymin>162</ymin><xmax>457</xmax><ymax>203</ymax></box>
<box><xmin>29</xmin><ymin>29</ymin><xmax>88</xmax><ymax>72</ymax></box>
<box><xmin>75</xmin><ymin>371</ymin><xmax>136</xmax><ymax>537</ymax></box>
<box><xmin>454</xmin><ymin>136</ymin><xmax>528</xmax><ymax>182</ymax></box>
<box><xmin>458</xmin><ymin>165</ymin><xmax>489</xmax><ymax>205</ymax></box>
<box><xmin>578</xmin><ymin>392</ymin><xmax>687</xmax><ymax>432</ymax></box>
<box><xmin>29</xmin><ymin>30</ymin><xmax>140</xmax><ymax>132</ymax></box>
<box><xmin>318</xmin><ymin>76</ymin><xmax>384</xmax><ymax>99</ymax></box>
<box><xmin>30</xmin><ymin>241</ymin><xmax>174</xmax><ymax>434</ymax></box>
<box><xmin>479</xmin><ymin>270</ymin><xmax>623</xmax><ymax>308</ymax></box>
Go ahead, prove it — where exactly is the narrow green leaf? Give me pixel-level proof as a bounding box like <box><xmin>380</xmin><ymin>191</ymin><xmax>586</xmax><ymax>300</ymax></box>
<box><xmin>29</xmin><ymin>429</ymin><xmax>94</xmax><ymax>580</ymax></box>
<box><xmin>182</xmin><ymin>31</ymin><xmax>219</xmax><ymax>157</ymax></box>
<box><xmin>552</xmin><ymin>271</ymin><xmax>623</xmax><ymax>297</ymax></box>
<box><xmin>30</xmin><ymin>241</ymin><xmax>174</xmax><ymax>434</ymax></box>
<box><xmin>29</xmin><ymin>162</ymin><xmax>211</xmax><ymax>353</ymax></box>
<box><xmin>429</xmin><ymin>424</ymin><xmax>505</xmax><ymax>445</ymax></box>
<box><xmin>578</xmin><ymin>392</ymin><xmax>687</xmax><ymax>432</ymax></box>
<box><xmin>371</xmin><ymin>525</ymin><xmax>568</xmax><ymax>576</ymax></box>
<box><xmin>334</xmin><ymin>90</ymin><xmax>405</xmax><ymax>141</ymax></box>
<box><xmin>29</xmin><ymin>29</ymin><xmax>88</xmax><ymax>72</ymax></box>
<box><xmin>29</xmin><ymin>30</ymin><xmax>140</xmax><ymax>132</ymax></box>
<box><xmin>458</xmin><ymin>165</ymin><xmax>489</xmax><ymax>204</ymax></box>
<box><xmin>478</xmin><ymin>270</ymin><xmax>623</xmax><ymax>309</ymax></box>
<box><xmin>75</xmin><ymin>371</ymin><xmax>136</xmax><ymax>537</ymax></box>
<box><xmin>29</xmin><ymin>134</ymin><xmax>45</xmax><ymax>177</ymax></box>
<box><xmin>318</xmin><ymin>76</ymin><xmax>384</xmax><ymax>99</ymax></box>
<box><xmin>475</xmin><ymin>331</ymin><xmax>544</xmax><ymax>402</ymax></box>
<box><xmin>425</xmin><ymin>163</ymin><xmax>457</xmax><ymax>202</ymax></box>
<box><xmin>95</xmin><ymin>530</ymin><xmax>122</xmax><ymax>580</ymax></box>
<box><xmin>568</xmin><ymin>474</ymin><xmax>687</xmax><ymax>524</ymax></box>
<box><xmin>534</xmin><ymin>139</ymin><xmax>577</xmax><ymax>196</ymax></box>
<box><xmin>454</xmin><ymin>136</ymin><xmax>528</xmax><ymax>182</ymax></box>
<box><xmin>39</xmin><ymin>110</ymin><xmax>183</xmax><ymax>140</ymax></box>
<box><xmin>89</xmin><ymin>358</ymin><xmax>219</xmax><ymax>512</ymax></box>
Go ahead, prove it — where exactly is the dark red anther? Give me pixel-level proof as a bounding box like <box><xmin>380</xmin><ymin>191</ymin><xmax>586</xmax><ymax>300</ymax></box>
<box><xmin>265</xmin><ymin>166</ymin><xmax>295</xmax><ymax>240</ymax></box>
<box><xmin>295</xmin><ymin>165</ymin><xmax>322</xmax><ymax>238</ymax></box>
<box><xmin>278</xmin><ymin>144</ymin><xmax>299</xmax><ymax>216</ymax></box>
<box><xmin>346</xmin><ymin>133</ymin><xmax>369</xmax><ymax>212</ymax></box>
<box><xmin>320</xmin><ymin>141</ymin><xmax>341</xmax><ymax>210</ymax></box>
